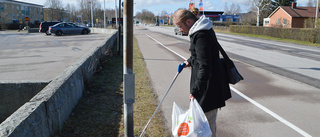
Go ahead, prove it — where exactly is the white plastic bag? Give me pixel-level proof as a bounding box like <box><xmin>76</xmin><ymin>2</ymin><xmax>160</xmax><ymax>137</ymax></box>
<box><xmin>172</xmin><ymin>99</ymin><xmax>212</xmax><ymax>137</ymax></box>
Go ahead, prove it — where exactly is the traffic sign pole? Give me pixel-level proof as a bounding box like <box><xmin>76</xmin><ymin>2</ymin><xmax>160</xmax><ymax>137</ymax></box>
<box><xmin>25</xmin><ymin>17</ymin><xmax>29</xmax><ymax>30</ymax></box>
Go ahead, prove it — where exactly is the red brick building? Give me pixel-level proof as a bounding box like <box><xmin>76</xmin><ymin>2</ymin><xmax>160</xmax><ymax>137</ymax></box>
<box><xmin>264</xmin><ymin>2</ymin><xmax>320</xmax><ymax>28</ymax></box>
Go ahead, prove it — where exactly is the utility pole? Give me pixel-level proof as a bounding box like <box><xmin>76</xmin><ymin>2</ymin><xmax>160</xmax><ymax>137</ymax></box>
<box><xmin>115</xmin><ymin>0</ymin><xmax>118</xmax><ymax>28</ymax></box>
<box><xmin>316</xmin><ymin>0</ymin><xmax>319</xmax><ymax>28</ymax></box>
<box><xmin>91</xmin><ymin>0</ymin><xmax>93</xmax><ymax>29</ymax></box>
<box><xmin>256</xmin><ymin>7</ymin><xmax>260</xmax><ymax>26</ymax></box>
<box><xmin>118</xmin><ymin>0</ymin><xmax>121</xmax><ymax>55</ymax></box>
<box><xmin>123</xmin><ymin>0</ymin><xmax>134</xmax><ymax>136</ymax></box>
<box><xmin>104</xmin><ymin>0</ymin><xmax>106</xmax><ymax>29</ymax></box>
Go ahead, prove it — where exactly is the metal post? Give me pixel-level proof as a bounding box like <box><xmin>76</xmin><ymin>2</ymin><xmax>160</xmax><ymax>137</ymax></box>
<box><xmin>316</xmin><ymin>0</ymin><xmax>319</xmax><ymax>28</ymax></box>
<box><xmin>118</xmin><ymin>0</ymin><xmax>122</xmax><ymax>55</ymax></box>
<box><xmin>104</xmin><ymin>0</ymin><xmax>106</xmax><ymax>29</ymax></box>
<box><xmin>203</xmin><ymin>0</ymin><xmax>204</xmax><ymax>15</ymax></box>
<box><xmin>115</xmin><ymin>0</ymin><xmax>118</xmax><ymax>28</ymax></box>
<box><xmin>91</xmin><ymin>0</ymin><xmax>93</xmax><ymax>29</ymax></box>
<box><xmin>123</xmin><ymin>0</ymin><xmax>134</xmax><ymax>137</ymax></box>
<box><xmin>256</xmin><ymin>7</ymin><xmax>260</xmax><ymax>26</ymax></box>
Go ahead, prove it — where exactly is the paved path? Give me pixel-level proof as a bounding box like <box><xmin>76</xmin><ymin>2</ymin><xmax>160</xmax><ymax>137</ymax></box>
<box><xmin>0</xmin><ymin>32</ymin><xmax>110</xmax><ymax>81</ymax></box>
<box><xmin>135</xmin><ymin>25</ymin><xmax>320</xmax><ymax>137</ymax></box>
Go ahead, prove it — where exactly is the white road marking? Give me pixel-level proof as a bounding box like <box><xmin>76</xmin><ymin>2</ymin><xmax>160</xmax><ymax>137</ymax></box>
<box><xmin>146</xmin><ymin>34</ymin><xmax>188</xmax><ymax>60</ymax></box>
<box><xmin>145</xmin><ymin>34</ymin><xmax>313</xmax><ymax>137</ymax></box>
<box><xmin>231</xmin><ymin>87</ymin><xmax>312</xmax><ymax>137</ymax></box>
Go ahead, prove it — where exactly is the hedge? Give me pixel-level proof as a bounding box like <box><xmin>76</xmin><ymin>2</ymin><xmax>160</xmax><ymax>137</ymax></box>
<box><xmin>229</xmin><ymin>25</ymin><xmax>320</xmax><ymax>44</ymax></box>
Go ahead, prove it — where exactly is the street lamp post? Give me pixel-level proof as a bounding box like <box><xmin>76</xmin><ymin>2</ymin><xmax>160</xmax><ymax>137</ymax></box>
<box><xmin>91</xmin><ymin>0</ymin><xmax>93</xmax><ymax>29</ymax></box>
<box><xmin>104</xmin><ymin>0</ymin><xmax>106</xmax><ymax>28</ymax></box>
<box><xmin>123</xmin><ymin>0</ymin><xmax>134</xmax><ymax>136</ymax></box>
<box><xmin>118</xmin><ymin>0</ymin><xmax>121</xmax><ymax>55</ymax></box>
<box><xmin>316</xmin><ymin>0</ymin><xmax>319</xmax><ymax>28</ymax></box>
<box><xmin>115</xmin><ymin>0</ymin><xmax>118</xmax><ymax>28</ymax></box>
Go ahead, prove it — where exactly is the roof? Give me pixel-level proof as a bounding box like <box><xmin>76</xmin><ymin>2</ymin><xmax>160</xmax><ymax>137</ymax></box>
<box><xmin>198</xmin><ymin>11</ymin><xmax>224</xmax><ymax>15</ymax></box>
<box><xmin>1</xmin><ymin>0</ymin><xmax>44</xmax><ymax>7</ymax></box>
<box><xmin>269</xmin><ymin>6</ymin><xmax>320</xmax><ymax>18</ymax></box>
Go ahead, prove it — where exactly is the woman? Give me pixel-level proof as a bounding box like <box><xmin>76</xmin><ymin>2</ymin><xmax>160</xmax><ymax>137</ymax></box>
<box><xmin>173</xmin><ymin>8</ymin><xmax>231</xmax><ymax>137</ymax></box>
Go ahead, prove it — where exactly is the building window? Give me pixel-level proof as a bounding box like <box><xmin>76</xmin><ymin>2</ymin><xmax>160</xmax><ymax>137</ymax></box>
<box><xmin>283</xmin><ymin>19</ymin><xmax>287</xmax><ymax>25</ymax></box>
<box><xmin>0</xmin><ymin>3</ymin><xmax>4</xmax><ymax>11</ymax></box>
<box><xmin>276</xmin><ymin>19</ymin><xmax>280</xmax><ymax>25</ymax></box>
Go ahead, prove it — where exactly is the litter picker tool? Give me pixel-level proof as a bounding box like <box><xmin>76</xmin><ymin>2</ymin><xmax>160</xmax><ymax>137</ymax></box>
<box><xmin>140</xmin><ymin>63</ymin><xmax>186</xmax><ymax>137</ymax></box>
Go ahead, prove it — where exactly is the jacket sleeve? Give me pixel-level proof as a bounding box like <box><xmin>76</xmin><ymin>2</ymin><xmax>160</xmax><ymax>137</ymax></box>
<box><xmin>190</xmin><ymin>32</ymin><xmax>212</xmax><ymax>98</ymax></box>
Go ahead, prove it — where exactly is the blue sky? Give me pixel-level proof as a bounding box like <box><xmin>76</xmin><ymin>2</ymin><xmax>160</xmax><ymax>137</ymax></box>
<box><xmin>17</xmin><ymin>0</ymin><xmax>312</xmax><ymax>15</ymax></box>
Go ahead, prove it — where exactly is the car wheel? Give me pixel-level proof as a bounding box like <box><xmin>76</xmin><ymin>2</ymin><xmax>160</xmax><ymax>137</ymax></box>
<box><xmin>82</xmin><ymin>29</ymin><xmax>88</xmax><ymax>34</ymax></box>
<box><xmin>45</xmin><ymin>30</ymin><xmax>51</xmax><ymax>35</ymax></box>
<box><xmin>55</xmin><ymin>30</ymin><xmax>63</xmax><ymax>36</ymax></box>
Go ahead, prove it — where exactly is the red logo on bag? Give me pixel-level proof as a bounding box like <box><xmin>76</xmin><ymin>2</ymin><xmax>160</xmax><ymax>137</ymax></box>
<box><xmin>177</xmin><ymin>122</ymin><xmax>189</xmax><ymax>136</ymax></box>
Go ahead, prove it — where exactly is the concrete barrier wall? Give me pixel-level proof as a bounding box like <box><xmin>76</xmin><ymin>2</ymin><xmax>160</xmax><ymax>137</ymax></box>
<box><xmin>0</xmin><ymin>29</ymin><xmax>118</xmax><ymax>137</ymax></box>
<box><xmin>0</xmin><ymin>81</ymin><xmax>50</xmax><ymax>123</ymax></box>
<box><xmin>91</xmin><ymin>28</ymin><xmax>117</xmax><ymax>34</ymax></box>
<box><xmin>28</xmin><ymin>28</ymin><xmax>39</xmax><ymax>33</ymax></box>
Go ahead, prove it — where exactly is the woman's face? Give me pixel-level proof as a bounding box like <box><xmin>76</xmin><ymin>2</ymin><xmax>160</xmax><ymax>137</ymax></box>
<box><xmin>174</xmin><ymin>20</ymin><xmax>192</xmax><ymax>35</ymax></box>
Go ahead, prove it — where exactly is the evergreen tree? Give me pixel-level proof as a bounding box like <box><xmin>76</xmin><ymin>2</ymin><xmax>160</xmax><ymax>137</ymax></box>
<box><xmin>271</xmin><ymin>0</ymin><xmax>297</xmax><ymax>11</ymax></box>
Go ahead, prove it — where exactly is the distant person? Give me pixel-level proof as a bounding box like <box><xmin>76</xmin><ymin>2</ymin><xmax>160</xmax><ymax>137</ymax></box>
<box><xmin>18</xmin><ymin>24</ymin><xmax>22</xmax><ymax>32</ymax></box>
<box><xmin>173</xmin><ymin>8</ymin><xmax>231</xmax><ymax>137</ymax></box>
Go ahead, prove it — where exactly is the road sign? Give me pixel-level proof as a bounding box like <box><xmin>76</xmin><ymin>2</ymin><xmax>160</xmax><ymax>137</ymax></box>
<box><xmin>25</xmin><ymin>17</ymin><xmax>29</xmax><ymax>21</ymax></box>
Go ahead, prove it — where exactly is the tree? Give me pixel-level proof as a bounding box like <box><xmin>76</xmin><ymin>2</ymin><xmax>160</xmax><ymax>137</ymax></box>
<box><xmin>307</xmin><ymin>0</ymin><xmax>314</xmax><ymax>7</ymax></box>
<box><xmin>135</xmin><ymin>9</ymin><xmax>155</xmax><ymax>24</ymax></box>
<box><xmin>241</xmin><ymin>11</ymin><xmax>257</xmax><ymax>25</ymax></box>
<box><xmin>270</xmin><ymin>0</ymin><xmax>296</xmax><ymax>11</ymax></box>
<box><xmin>249</xmin><ymin>0</ymin><xmax>272</xmax><ymax>26</ymax></box>
<box><xmin>224</xmin><ymin>2</ymin><xmax>242</xmax><ymax>15</ymax></box>
<box><xmin>45</xmin><ymin>0</ymin><xmax>64</xmax><ymax>21</ymax></box>
<box><xmin>65</xmin><ymin>3</ymin><xmax>77</xmax><ymax>22</ymax></box>
<box><xmin>77</xmin><ymin>0</ymin><xmax>100</xmax><ymax>24</ymax></box>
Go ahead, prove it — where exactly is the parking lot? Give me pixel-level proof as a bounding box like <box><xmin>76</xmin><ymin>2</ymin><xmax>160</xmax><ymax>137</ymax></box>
<box><xmin>0</xmin><ymin>31</ymin><xmax>111</xmax><ymax>81</ymax></box>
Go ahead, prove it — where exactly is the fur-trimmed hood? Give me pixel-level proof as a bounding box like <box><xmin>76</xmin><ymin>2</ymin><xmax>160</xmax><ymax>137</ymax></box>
<box><xmin>189</xmin><ymin>15</ymin><xmax>213</xmax><ymax>37</ymax></box>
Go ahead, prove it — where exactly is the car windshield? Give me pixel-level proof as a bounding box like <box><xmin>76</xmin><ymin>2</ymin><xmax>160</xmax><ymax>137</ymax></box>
<box><xmin>67</xmin><ymin>23</ymin><xmax>77</xmax><ymax>27</ymax></box>
<box><xmin>55</xmin><ymin>23</ymin><xmax>65</xmax><ymax>27</ymax></box>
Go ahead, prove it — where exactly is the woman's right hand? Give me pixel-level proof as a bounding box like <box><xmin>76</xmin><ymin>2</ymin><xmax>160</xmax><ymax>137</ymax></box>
<box><xmin>184</xmin><ymin>61</ymin><xmax>190</xmax><ymax>67</ymax></box>
<box><xmin>189</xmin><ymin>94</ymin><xmax>195</xmax><ymax>99</ymax></box>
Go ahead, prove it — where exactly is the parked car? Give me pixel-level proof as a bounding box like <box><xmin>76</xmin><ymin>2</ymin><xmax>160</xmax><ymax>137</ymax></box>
<box><xmin>48</xmin><ymin>22</ymin><xmax>91</xmax><ymax>36</ymax></box>
<box><xmin>174</xmin><ymin>26</ymin><xmax>187</xmax><ymax>36</ymax></box>
<box><xmin>39</xmin><ymin>21</ymin><xmax>60</xmax><ymax>35</ymax></box>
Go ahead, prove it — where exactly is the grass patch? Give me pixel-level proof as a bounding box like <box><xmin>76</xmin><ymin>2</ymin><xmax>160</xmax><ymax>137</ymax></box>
<box><xmin>56</xmin><ymin>36</ymin><xmax>170</xmax><ymax>136</ymax></box>
<box><xmin>130</xmin><ymin>37</ymin><xmax>171</xmax><ymax>137</ymax></box>
<box><xmin>214</xmin><ymin>29</ymin><xmax>320</xmax><ymax>47</ymax></box>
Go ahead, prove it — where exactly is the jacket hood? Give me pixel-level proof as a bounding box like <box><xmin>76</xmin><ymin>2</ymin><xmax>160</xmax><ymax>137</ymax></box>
<box><xmin>189</xmin><ymin>15</ymin><xmax>213</xmax><ymax>36</ymax></box>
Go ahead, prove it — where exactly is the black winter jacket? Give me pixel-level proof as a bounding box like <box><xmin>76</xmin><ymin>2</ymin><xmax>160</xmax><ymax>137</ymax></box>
<box><xmin>187</xmin><ymin>28</ymin><xmax>231</xmax><ymax>113</ymax></box>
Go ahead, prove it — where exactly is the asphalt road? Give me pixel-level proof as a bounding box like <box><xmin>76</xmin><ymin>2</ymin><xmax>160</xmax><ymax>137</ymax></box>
<box><xmin>0</xmin><ymin>31</ymin><xmax>111</xmax><ymax>81</ymax></box>
<box><xmin>134</xmin><ymin>25</ymin><xmax>320</xmax><ymax>137</ymax></box>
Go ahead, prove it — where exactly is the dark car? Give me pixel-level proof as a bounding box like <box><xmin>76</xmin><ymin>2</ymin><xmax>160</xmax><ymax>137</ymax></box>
<box><xmin>39</xmin><ymin>21</ymin><xmax>60</xmax><ymax>34</ymax></box>
<box><xmin>48</xmin><ymin>22</ymin><xmax>91</xmax><ymax>36</ymax></box>
<box><xmin>174</xmin><ymin>26</ymin><xmax>187</xmax><ymax>36</ymax></box>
